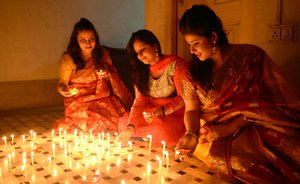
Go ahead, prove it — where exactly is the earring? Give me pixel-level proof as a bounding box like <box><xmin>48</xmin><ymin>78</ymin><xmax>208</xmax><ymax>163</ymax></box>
<box><xmin>212</xmin><ymin>46</ymin><xmax>217</xmax><ymax>53</ymax></box>
<box><xmin>155</xmin><ymin>49</ymin><xmax>159</xmax><ymax>56</ymax></box>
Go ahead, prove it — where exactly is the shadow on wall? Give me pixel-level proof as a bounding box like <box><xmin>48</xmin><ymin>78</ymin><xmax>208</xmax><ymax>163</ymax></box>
<box><xmin>104</xmin><ymin>46</ymin><xmax>135</xmax><ymax>97</ymax></box>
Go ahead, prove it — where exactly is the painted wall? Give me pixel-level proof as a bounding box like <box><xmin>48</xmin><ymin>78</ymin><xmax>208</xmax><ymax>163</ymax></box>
<box><xmin>0</xmin><ymin>0</ymin><xmax>145</xmax><ymax>82</ymax></box>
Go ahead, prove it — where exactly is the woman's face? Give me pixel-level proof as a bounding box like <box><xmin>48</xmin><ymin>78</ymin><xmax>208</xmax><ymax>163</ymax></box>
<box><xmin>133</xmin><ymin>39</ymin><xmax>158</xmax><ymax>65</ymax></box>
<box><xmin>77</xmin><ymin>30</ymin><xmax>96</xmax><ymax>55</ymax></box>
<box><xmin>184</xmin><ymin>34</ymin><xmax>215</xmax><ymax>61</ymax></box>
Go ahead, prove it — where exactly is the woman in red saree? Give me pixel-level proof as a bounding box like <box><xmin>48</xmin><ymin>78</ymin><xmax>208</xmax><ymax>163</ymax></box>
<box><xmin>53</xmin><ymin>18</ymin><xmax>133</xmax><ymax>133</ymax></box>
<box><xmin>175</xmin><ymin>5</ymin><xmax>300</xmax><ymax>184</ymax></box>
<box><xmin>118</xmin><ymin>29</ymin><xmax>188</xmax><ymax>146</ymax></box>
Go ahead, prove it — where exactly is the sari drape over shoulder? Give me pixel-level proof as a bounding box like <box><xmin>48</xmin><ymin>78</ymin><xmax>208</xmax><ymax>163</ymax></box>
<box><xmin>119</xmin><ymin>55</ymin><xmax>189</xmax><ymax>146</ymax></box>
<box><xmin>183</xmin><ymin>44</ymin><xmax>300</xmax><ymax>183</ymax></box>
<box><xmin>53</xmin><ymin>48</ymin><xmax>133</xmax><ymax>133</ymax></box>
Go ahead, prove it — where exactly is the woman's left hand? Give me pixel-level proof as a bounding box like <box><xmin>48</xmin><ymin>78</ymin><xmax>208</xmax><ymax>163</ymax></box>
<box><xmin>143</xmin><ymin>108</ymin><xmax>162</xmax><ymax>123</ymax></box>
<box><xmin>97</xmin><ymin>70</ymin><xmax>110</xmax><ymax>80</ymax></box>
<box><xmin>200</xmin><ymin>123</ymin><xmax>236</xmax><ymax>142</ymax></box>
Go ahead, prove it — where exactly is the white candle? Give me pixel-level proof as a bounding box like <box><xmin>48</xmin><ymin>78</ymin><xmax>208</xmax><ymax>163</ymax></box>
<box><xmin>48</xmin><ymin>156</ymin><xmax>52</xmax><ymax>168</ymax></box>
<box><xmin>11</xmin><ymin>134</ymin><xmax>14</xmax><ymax>145</ymax></box>
<box><xmin>128</xmin><ymin>141</ymin><xmax>132</xmax><ymax>150</ymax></box>
<box><xmin>146</xmin><ymin>135</ymin><xmax>152</xmax><ymax>153</ymax></box>
<box><xmin>52</xmin><ymin>143</ymin><xmax>56</xmax><ymax>159</ymax></box>
<box><xmin>161</xmin><ymin>141</ymin><xmax>166</xmax><ymax>153</ymax></box>
<box><xmin>23</xmin><ymin>159</ymin><xmax>27</xmax><ymax>182</ymax></box>
<box><xmin>31</xmin><ymin>152</ymin><xmax>34</xmax><ymax>165</ymax></box>
<box><xmin>64</xmin><ymin>130</ymin><xmax>67</xmax><ymax>141</ymax></box>
<box><xmin>121</xmin><ymin>180</ymin><xmax>125</xmax><ymax>184</ymax></box>
<box><xmin>115</xmin><ymin>132</ymin><xmax>119</xmax><ymax>142</ymax></box>
<box><xmin>2</xmin><ymin>137</ymin><xmax>7</xmax><ymax>148</ymax></box>
<box><xmin>30</xmin><ymin>130</ymin><xmax>33</xmax><ymax>138</ymax></box>
<box><xmin>164</xmin><ymin>151</ymin><xmax>169</xmax><ymax>169</ymax></box>
<box><xmin>156</xmin><ymin>155</ymin><xmax>162</xmax><ymax>180</ymax></box>
<box><xmin>89</xmin><ymin>129</ymin><xmax>93</xmax><ymax>139</ymax></box>
<box><xmin>33</xmin><ymin>132</ymin><xmax>36</xmax><ymax>142</ymax></box>
<box><xmin>74</xmin><ymin>129</ymin><xmax>77</xmax><ymax>139</ymax></box>
<box><xmin>8</xmin><ymin>154</ymin><xmax>11</xmax><ymax>170</ymax></box>
<box><xmin>51</xmin><ymin>129</ymin><xmax>55</xmax><ymax>139</ymax></box>
<box><xmin>59</xmin><ymin>128</ymin><xmax>62</xmax><ymax>139</ymax></box>
<box><xmin>22</xmin><ymin>135</ymin><xmax>25</xmax><ymax>144</ymax></box>
<box><xmin>0</xmin><ymin>168</ymin><xmax>2</xmax><ymax>183</ymax></box>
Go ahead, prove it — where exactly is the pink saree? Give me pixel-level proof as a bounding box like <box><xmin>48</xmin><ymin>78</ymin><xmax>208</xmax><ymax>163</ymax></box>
<box><xmin>119</xmin><ymin>56</ymin><xmax>188</xmax><ymax>146</ymax></box>
<box><xmin>184</xmin><ymin>44</ymin><xmax>300</xmax><ymax>183</ymax></box>
<box><xmin>53</xmin><ymin>48</ymin><xmax>133</xmax><ymax>133</ymax></box>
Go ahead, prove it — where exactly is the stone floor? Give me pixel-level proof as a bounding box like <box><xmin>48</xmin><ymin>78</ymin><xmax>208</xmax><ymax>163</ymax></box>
<box><xmin>0</xmin><ymin>106</ymin><xmax>230</xmax><ymax>184</ymax></box>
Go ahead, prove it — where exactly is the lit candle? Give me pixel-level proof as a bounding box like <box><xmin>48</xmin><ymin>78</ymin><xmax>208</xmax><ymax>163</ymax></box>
<box><xmin>11</xmin><ymin>134</ymin><xmax>14</xmax><ymax>145</ymax></box>
<box><xmin>89</xmin><ymin>129</ymin><xmax>93</xmax><ymax>139</ymax></box>
<box><xmin>22</xmin><ymin>135</ymin><xmax>25</xmax><ymax>144</ymax></box>
<box><xmin>8</xmin><ymin>154</ymin><xmax>11</xmax><ymax>170</ymax></box>
<box><xmin>2</xmin><ymin>136</ymin><xmax>7</xmax><ymax>149</ymax></box>
<box><xmin>156</xmin><ymin>155</ymin><xmax>162</xmax><ymax>180</ymax></box>
<box><xmin>146</xmin><ymin>135</ymin><xmax>152</xmax><ymax>153</ymax></box>
<box><xmin>147</xmin><ymin>161</ymin><xmax>151</xmax><ymax>184</ymax></box>
<box><xmin>30</xmin><ymin>130</ymin><xmax>33</xmax><ymax>138</ymax></box>
<box><xmin>115</xmin><ymin>132</ymin><xmax>119</xmax><ymax>142</ymax></box>
<box><xmin>33</xmin><ymin>132</ymin><xmax>36</xmax><ymax>142</ymax></box>
<box><xmin>69</xmin><ymin>87</ymin><xmax>78</xmax><ymax>95</ymax></box>
<box><xmin>164</xmin><ymin>151</ymin><xmax>169</xmax><ymax>169</ymax></box>
<box><xmin>128</xmin><ymin>141</ymin><xmax>132</xmax><ymax>150</ymax></box>
<box><xmin>59</xmin><ymin>128</ymin><xmax>62</xmax><ymax>139</ymax></box>
<box><xmin>52</xmin><ymin>143</ymin><xmax>56</xmax><ymax>159</ymax></box>
<box><xmin>161</xmin><ymin>141</ymin><xmax>166</xmax><ymax>153</ymax></box>
<box><xmin>31</xmin><ymin>152</ymin><xmax>34</xmax><ymax>165</ymax></box>
<box><xmin>121</xmin><ymin>179</ymin><xmax>125</xmax><ymax>184</ymax></box>
<box><xmin>51</xmin><ymin>129</ymin><xmax>55</xmax><ymax>139</ymax></box>
<box><xmin>48</xmin><ymin>156</ymin><xmax>52</xmax><ymax>169</ymax></box>
<box><xmin>74</xmin><ymin>129</ymin><xmax>77</xmax><ymax>138</ymax></box>
<box><xmin>23</xmin><ymin>159</ymin><xmax>27</xmax><ymax>182</ymax></box>
<box><xmin>0</xmin><ymin>168</ymin><xmax>2</xmax><ymax>183</ymax></box>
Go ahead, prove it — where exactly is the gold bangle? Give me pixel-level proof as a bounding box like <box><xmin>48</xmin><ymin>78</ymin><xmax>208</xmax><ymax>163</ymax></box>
<box><xmin>185</xmin><ymin>132</ymin><xmax>199</xmax><ymax>140</ymax></box>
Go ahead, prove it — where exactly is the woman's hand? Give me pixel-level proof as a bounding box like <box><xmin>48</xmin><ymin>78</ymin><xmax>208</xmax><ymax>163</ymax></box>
<box><xmin>143</xmin><ymin>108</ymin><xmax>163</xmax><ymax>123</ymax></box>
<box><xmin>96</xmin><ymin>69</ymin><xmax>110</xmax><ymax>80</ymax></box>
<box><xmin>175</xmin><ymin>133</ymin><xmax>198</xmax><ymax>161</ymax></box>
<box><xmin>57</xmin><ymin>82</ymin><xmax>78</xmax><ymax>97</ymax></box>
<box><xmin>119</xmin><ymin>125</ymin><xmax>135</xmax><ymax>143</ymax></box>
<box><xmin>199</xmin><ymin>119</ymin><xmax>248</xmax><ymax>142</ymax></box>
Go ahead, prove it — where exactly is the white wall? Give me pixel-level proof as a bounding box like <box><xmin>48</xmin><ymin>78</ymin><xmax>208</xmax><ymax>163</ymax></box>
<box><xmin>0</xmin><ymin>0</ymin><xmax>145</xmax><ymax>82</ymax></box>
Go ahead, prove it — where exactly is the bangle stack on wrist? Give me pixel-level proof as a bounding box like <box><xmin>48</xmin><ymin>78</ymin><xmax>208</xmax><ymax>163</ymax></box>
<box><xmin>185</xmin><ymin>130</ymin><xmax>199</xmax><ymax>140</ymax></box>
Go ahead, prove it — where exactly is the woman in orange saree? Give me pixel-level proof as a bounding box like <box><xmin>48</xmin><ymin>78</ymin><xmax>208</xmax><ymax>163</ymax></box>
<box><xmin>119</xmin><ymin>30</ymin><xmax>188</xmax><ymax>146</ymax></box>
<box><xmin>175</xmin><ymin>5</ymin><xmax>300</xmax><ymax>184</ymax></box>
<box><xmin>53</xmin><ymin>18</ymin><xmax>133</xmax><ymax>133</ymax></box>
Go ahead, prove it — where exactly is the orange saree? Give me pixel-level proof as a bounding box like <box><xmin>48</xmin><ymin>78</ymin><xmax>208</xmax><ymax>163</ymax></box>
<box><xmin>184</xmin><ymin>44</ymin><xmax>300</xmax><ymax>183</ymax></box>
<box><xmin>119</xmin><ymin>56</ymin><xmax>188</xmax><ymax>146</ymax></box>
<box><xmin>53</xmin><ymin>48</ymin><xmax>133</xmax><ymax>133</ymax></box>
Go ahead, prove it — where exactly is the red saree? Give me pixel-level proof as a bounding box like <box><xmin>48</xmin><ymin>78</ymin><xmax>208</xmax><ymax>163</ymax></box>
<box><xmin>184</xmin><ymin>44</ymin><xmax>300</xmax><ymax>183</ymax></box>
<box><xmin>53</xmin><ymin>48</ymin><xmax>133</xmax><ymax>133</ymax></box>
<box><xmin>118</xmin><ymin>56</ymin><xmax>188</xmax><ymax>146</ymax></box>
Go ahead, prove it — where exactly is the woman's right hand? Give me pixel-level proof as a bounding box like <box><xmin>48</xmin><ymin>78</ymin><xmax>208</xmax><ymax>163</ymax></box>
<box><xmin>57</xmin><ymin>82</ymin><xmax>77</xmax><ymax>97</ymax></box>
<box><xmin>175</xmin><ymin>133</ymin><xmax>198</xmax><ymax>161</ymax></box>
<box><xmin>119</xmin><ymin>125</ymin><xmax>135</xmax><ymax>143</ymax></box>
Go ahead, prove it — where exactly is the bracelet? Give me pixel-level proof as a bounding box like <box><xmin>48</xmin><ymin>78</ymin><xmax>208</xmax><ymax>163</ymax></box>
<box><xmin>185</xmin><ymin>131</ymin><xmax>199</xmax><ymax>140</ymax></box>
<box><xmin>160</xmin><ymin>106</ymin><xmax>165</xmax><ymax>117</ymax></box>
<box><xmin>185</xmin><ymin>132</ymin><xmax>199</xmax><ymax>140</ymax></box>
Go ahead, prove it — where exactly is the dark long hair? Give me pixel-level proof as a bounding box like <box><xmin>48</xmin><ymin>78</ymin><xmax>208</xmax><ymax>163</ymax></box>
<box><xmin>179</xmin><ymin>5</ymin><xmax>229</xmax><ymax>90</ymax></box>
<box><xmin>126</xmin><ymin>29</ymin><xmax>162</xmax><ymax>95</ymax></box>
<box><xmin>65</xmin><ymin>18</ymin><xmax>104</xmax><ymax>70</ymax></box>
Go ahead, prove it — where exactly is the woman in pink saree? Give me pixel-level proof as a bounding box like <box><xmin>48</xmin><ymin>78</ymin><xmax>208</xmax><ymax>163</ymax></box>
<box><xmin>53</xmin><ymin>18</ymin><xmax>133</xmax><ymax>133</ymax></box>
<box><xmin>119</xmin><ymin>29</ymin><xmax>188</xmax><ymax>146</ymax></box>
<box><xmin>175</xmin><ymin>5</ymin><xmax>300</xmax><ymax>184</ymax></box>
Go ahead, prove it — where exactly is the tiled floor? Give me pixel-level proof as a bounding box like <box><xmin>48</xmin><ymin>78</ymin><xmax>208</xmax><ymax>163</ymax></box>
<box><xmin>0</xmin><ymin>106</ymin><xmax>230</xmax><ymax>184</ymax></box>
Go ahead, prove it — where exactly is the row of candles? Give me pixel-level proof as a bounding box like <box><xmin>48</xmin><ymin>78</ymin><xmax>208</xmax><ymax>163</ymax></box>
<box><xmin>1</xmin><ymin>128</ymin><xmax>170</xmax><ymax>183</ymax></box>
